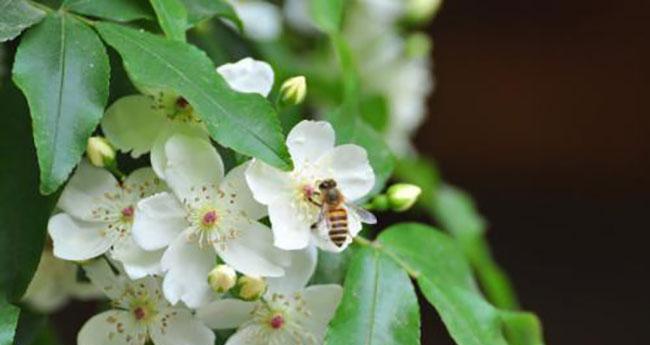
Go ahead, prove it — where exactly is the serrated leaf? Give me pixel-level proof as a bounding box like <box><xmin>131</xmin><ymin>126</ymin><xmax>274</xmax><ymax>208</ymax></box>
<box><xmin>149</xmin><ymin>0</ymin><xmax>188</xmax><ymax>41</ymax></box>
<box><xmin>0</xmin><ymin>65</ymin><xmax>56</xmax><ymax>302</ymax></box>
<box><xmin>325</xmin><ymin>246</ymin><xmax>420</xmax><ymax>345</ymax></box>
<box><xmin>96</xmin><ymin>22</ymin><xmax>292</xmax><ymax>170</ymax></box>
<box><xmin>310</xmin><ymin>0</ymin><xmax>343</xmax><ymax>33</ymax></box>
<box><xmin>0</xmin><ymin>0</ymin><xmax>45</xmax><ymax>42</ymax></box>
<box><xmin>178</xmin><ymin>0</ymin><xmax>242</xmax><ymax>29</ymax></box>
<box><xmin>12</xmin><ymin>13</ymin><xmax>110</xmax><ymax>194</ymax></box>
<box><xmin>63</xmin><ymin>0</ymin><xmax>153</xmax><ymax>22</ymax></box>
<box><xmin>378</xmin><ymin>223</ymin><xmax>545</xmax><ymax>345</ymax></box>
<box><xmin>0</xmin><ymin>299</ymin><xmax>19</xmax><ymax>345</ymax></box>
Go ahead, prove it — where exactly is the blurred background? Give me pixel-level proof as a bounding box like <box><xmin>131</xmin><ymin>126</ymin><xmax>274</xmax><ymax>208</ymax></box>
<box><xmin>419</xmin><ymin>1</ymin><xmax>649</xmax><ymax>344</ymax></box>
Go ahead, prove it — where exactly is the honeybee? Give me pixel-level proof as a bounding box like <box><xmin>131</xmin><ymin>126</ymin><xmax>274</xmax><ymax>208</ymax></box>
<box><xmin>309</xmin><ymin>179</ymin><xmax>377</xmax><ymax>247</ymax></box>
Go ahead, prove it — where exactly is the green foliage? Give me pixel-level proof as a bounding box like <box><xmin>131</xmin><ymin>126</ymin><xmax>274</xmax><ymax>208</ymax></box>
<box><xmin>393</xmin><ymin>157</ymin><xmax>441</xmax><ymax>211</ymax></box>
<box><xmin>0</xmin><ymin>299</ymin><xmax>19</xmax><ymax>345</ymax></box>
<box><xmin>12</xmin><ymin>13</ymin><xmax>110</xmax><ymax>194</ymax></box>
<box><xmin>179</xmin><ymin>0</ymin><xmax>241</xmax><ymax>29</ymax></box>
<box><xmin>360</xmin><ymin>94</ymin><xmax>390</xmax><ymax>133</ymax></box>
<box><xmin>149</xmin><ymin>0</ymin><xmax>188</xmax><ymax>41</ymax></box>
<box><xmin>96</xmin><ymin>22</ymin><xmax>292</xmax><ymax>170</ymax></box>
<box><xmin>378</xmin><ymin>223</ymin><xmax>545</xmax><ymax>345</ymax></box>
<box><xmin>0</xmin><ymin>72</ymin><xmax>55</xmax><ymax>302</ymax></box>
<box><xmin>325</xmin><ymin>246</ymin><xmax>421</xmax><ymax>345</ymax></box>
<box><xmin>310</xmin><ymin>0</ymin><xmax>344</xmax><ymax>33</ymax></box>
<box><xmin>63</xmin><ymin>0</ymin><xmax>153</xmax><ymax>22</ymax></box>
<box><xmin>310</xmin><ymin>247</ymin><xmax>355</xmax><ymax>285</ymax></box>
<box><xmin>0</xmin><ymin>0</ymin><xmax>45</xmax><ymax>42</ymax></box>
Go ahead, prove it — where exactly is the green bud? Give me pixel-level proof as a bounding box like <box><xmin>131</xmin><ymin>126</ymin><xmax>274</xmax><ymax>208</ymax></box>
<box><xmin>208</xmin><ymin>264</ymin><xmax>237</xmax><ymax>293</ymax></box>
<box><xmin>367</xmin><ymin>194</ymin><xmax>390</xmax><ymax>212</ymax></box>
<box><xmin>406</xmin><ymin>0</ymin><xmax>443</xmax><ymax>23</ymax></box>
<box><xmin>236</xmin><ymin>275</ymin><xmax>267</xmax><ymax>301</ymax></box>
<box><xmin>280</xmin><ymin>76</ymin><xmax>307</xmax><ymax>105</ymax></box>
<box><xmin>86</xmin><ymin>137</ymin><xmax>116</xmax><ymax>168</ymax></box>
<box><xmin>387</xmin><ymin>183</ymin><xmax>422</xmax><ymax>212</ymax></box>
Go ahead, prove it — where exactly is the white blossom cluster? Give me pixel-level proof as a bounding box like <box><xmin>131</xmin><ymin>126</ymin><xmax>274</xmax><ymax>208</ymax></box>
<box><xmin>37</xmin><ymin>58</ymin><xmax>376</xmax><ymax>345</ymax></box>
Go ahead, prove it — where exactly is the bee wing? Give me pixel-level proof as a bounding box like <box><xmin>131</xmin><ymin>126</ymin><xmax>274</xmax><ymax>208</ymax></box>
<box><xmin>346</xmin><ymin>202</ymin><xmax>377</xmax><ymax>224</ymax></box>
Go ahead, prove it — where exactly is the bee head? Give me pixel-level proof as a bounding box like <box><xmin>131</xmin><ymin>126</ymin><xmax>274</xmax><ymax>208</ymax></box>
<box><xmin>318</xmin><ymin>179</ymin><xmax>337</xmax><ymax>190</ymax></box>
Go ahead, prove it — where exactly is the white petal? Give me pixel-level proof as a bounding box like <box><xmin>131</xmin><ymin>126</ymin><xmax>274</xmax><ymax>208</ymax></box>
<box><xmin>82</xmin><ymin>258</ymin><xmax>126</xmax><ymax>301</ymax></box>
<box><xmin>267</xmin><ymin>246</ymin><xmax>317</xmax><ymax>295</ymax></box>
<box><xmin>133</xmin><ymin>192</ymin><xmax>187</xmax><ymax>251</ymax></box>
<box><xmin>78</xmin><ymin>310</ymin><xmax>146</xmax><ymax>345</ymax></box>
<box><xmin>197</xmin><ymin>299</ymin><xmax>256</xmax><ymax>329</ymax></box>
<box><xmin>101</xmin><ymin>95</ymin><xmax>166</xmax><ymax>157</ymax></box>
<box><xmin>267</xmin><ymin>202</ymin><xmax>311</xmax><ymax>250</ymax></box>
<box><xmin>301</xmin><ymin>284</ymin><xmax>343</xmax><ymax>339</ymax></box>
<box><xmin>161</xmin><ymin>229</ymin><xmax>216</xmax><ymax>308</ymax></box>
<box><xmin>218</xmin><ymin>219</ymin><xmax>287</xmax><ymax>277</ymax></box>
<box><xmin>150</xmin><ymin>122</ymin><xmax>210</xmax><ymax>178</ymax></box>
<box><xmin>123</xmin><ymin>167</ymin><xmax>165</xmax><ymax>198</ymax></box>
<box><xmin>231</xmin><ymin>1</ymin><xmax>282</xmax><ymax>41</ymax></box>
<box><xmin>217</xmin><ymin>162</ymin><xmax>267</xmax><ymax>220</ymax></box>
<box><xmin>110</xmin><ymin>237</ymin><xmax>164</xmax><ymax>280</ymax></box>
<box><xmin>57</xmin><ymin>160</ymin><xmax>120</xmax><ymax>221</ymax></box>
<box><xmin>150</xmin><ymin>308</ymin><xmax>215</xmax><ymax>345</ymax></box>
<box><xmin>48</xmin><ymin>214</ymin><xmax>113</xmax><ymax>261</ymax></box>
<box><xmin>316</xmin><ymin>144</ymin><xmax>375</xmax><ymax>201</ymax></box>
<box><xmin>245</xmin><ymin>159</ymin><xmax>292</xmax><ymax>205</ymax></box>
<box><xmin>224</xmin><ymin>325</ymin><xmax>265</xmax><ymax>345</ymax></box>
<box><xmin>163</xmin><ymin>134</ymin><xmax>225</xmax><ymax>202</ymax></box>
<box><xmin>216</xmin><ymin>57</ymin><xmax>274</xmax><ymax>96</ymax></box>
<box><xmin>286</xmin><ymin>120</ymin><xmax>335</xmax><ymax>169</ymax></box>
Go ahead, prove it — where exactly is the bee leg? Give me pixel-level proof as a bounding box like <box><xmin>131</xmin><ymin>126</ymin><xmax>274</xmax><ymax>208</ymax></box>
<box><xmin>307</xmin><ymin>191</ymin><xmax>322</xmax><ymax>207</ymax></box>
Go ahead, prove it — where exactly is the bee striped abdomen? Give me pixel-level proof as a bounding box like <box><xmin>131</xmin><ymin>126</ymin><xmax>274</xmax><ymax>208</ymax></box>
<box><xmin>327</xmin><ymin>208</ymin><xmax>349</xmax><ymax>247</ymax></box>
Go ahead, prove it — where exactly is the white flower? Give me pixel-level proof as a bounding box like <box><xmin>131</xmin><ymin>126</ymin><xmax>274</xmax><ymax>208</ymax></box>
<box><xmin>198</xmin><ymin>246</ymin><xmax>342</xmax><ymax>345</ymax></box>
<box><xmin>101</xmin><ymin>57</ymin><xmax>274</xmax><ymax>176</ymax></box>
<box><xmin>48</xmin><ymin>161</ymin><xmax>166</xmax><ymax>280</ymax></box>
<box><xmin>228</xmin><ymin>0</ymin><xmax>282</xmax><ymax>41</ymax></box>
<box><xmin>22</xmin><ymin>248</ymin><xmax>101</xmax><ymax>312</ymax></box>
<box><xmin>78</xmin><ymin>259</ymin><xmax>214</xmax><ymax>345</ymax></box>
<box><xmin>245</xmin><ymin>120</ymin><xmax>375</xmax><ymax>252</ymax></box>
<box><xmin>132</xmin><ymin>134</ymin><xmax>289</xmax><ymax>308</ymax></box>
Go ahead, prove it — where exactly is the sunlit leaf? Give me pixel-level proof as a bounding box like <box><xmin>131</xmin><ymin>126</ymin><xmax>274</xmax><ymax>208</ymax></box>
<box><xmin>149</xmin><ymin>0</ymin><xmax>188</xmax><ymax>41</ymax></box>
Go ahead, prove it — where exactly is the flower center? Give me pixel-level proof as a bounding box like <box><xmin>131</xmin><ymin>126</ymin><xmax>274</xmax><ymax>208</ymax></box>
<box><xmin>269</xmin><ymin>313</ymin><xmax>285</xmax><ymax>329</ymax></box>
<box><xmin>202</xmin><ymin>210</ymin><xmax>218</xmax><ymax>226</ymax></box>
<box><xmin>121</xmin><ymin>206</ymin><xmax>134</xmax><ymax>222</ymax></box>
<box><xmin>133</xmin><ymin>307</ymin><xmax>147</xmax><ymax>320</ymax></box>
<box><xmin>129</xmin><ymin>299</ymin><xmax>157</xmax><ymax>324</ymax></box>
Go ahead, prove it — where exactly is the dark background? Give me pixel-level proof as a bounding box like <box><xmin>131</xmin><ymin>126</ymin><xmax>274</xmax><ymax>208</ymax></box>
<box><xmin>419</xmin><ymin>1</ymin><xmax>649</xmax><ymax>344</ymax></box>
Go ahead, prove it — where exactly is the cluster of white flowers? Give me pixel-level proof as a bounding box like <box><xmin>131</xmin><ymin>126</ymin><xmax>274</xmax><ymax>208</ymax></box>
<box><xmin>44</xmin><ymin>57</ymin><xmax>375</xmax><ymax>345</ymax></box>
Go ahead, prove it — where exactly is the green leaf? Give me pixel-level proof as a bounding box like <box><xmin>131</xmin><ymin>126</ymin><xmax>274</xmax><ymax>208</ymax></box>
<box><xmin>0</xmin><ymin>67</ymin><xmax>55</xmax><ymax>302</ymax></box>
<box><xmin>0</xmin><ymin>0</ymin><xmax>45</xmax><ymax>42</ymax></box>
<box><xmin>149</xmin><ymin>0</ymin><xmax>188</xmax><ymax>41</ymax></box>
<box><xmin>310</xmin><ymin>0</ymin><xmax>344</xmax><ymax>33</ymax></box>
<box><xmin>63</xmin><ymin>0</ymin><xmax>153</xmax><ymax>22</ymax></box>
<box><xmin>13</xmin><ymin>310</ymin><xmax>47</xmax><ymax>345</ymax></box>
<box><xmin>178</xmin><ymin>0</ymin><xmax>242</xmax><ymax>29</ymax></box>
<box><xmin>378</xmin><ymin>223</ymin><xmax>545</xmax><ymax>345</ymax></box>
<box><xmin>433</xmin><ymin>185</ymin><xmax>519</xmax><ymax>310</ymax></box>
<box><xmin>12</xmin><ymin>13</ymin><xmax>110</xmax><ymax>194</ymax></box>
<box><xmin>310</xmin><ymin>247</ymin><xmax>355</xmax><ymax>285</ymax></box>
<box><xmin>360</xmin><ymin>94</ymin><xmax>389</xmax><ymax>133</ymax></box>
<box><xmin>325</xmin><ymin>246</ymin><xmax>420</xmax><ymax>345</ymax></box>
<box><xmin>96</xmin><ymin>22</ymin><xmax>292</xmax><ymax>170</ymax></box>
<box><xmin>0</xmin><ymin>299</ymin><xmax>19</xmax><ymax>345</ymax></box>
<box><xmin>501</xmin><ymin>311</ymin><xmax>545</xmax><ymax>345</ymax></box>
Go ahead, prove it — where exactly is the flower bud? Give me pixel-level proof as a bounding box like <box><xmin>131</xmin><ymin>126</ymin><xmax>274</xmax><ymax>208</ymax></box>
<box><xmin>208</xmin><ymin>265</ymin><xmax>237</xmax><ymax>293</ymax></box>
<box><xmin>280</xmin><ymin>76</ymin><xmax>307</xmax><ymax>105</ymax></box>
<box><xmin>86</xmin><ymin>137</ymin><xmax>116</xmax><ymax>168</ymax></box>
<box><xmin>387</xmin><ymin>183</ymin><xmax>422</xmax><ymax>212</ymax></box>
<box><xmin>236</xmin><ymin>275</ymin><xmax>267</xmax><ymax>301</ymax></box>
<box><xmin>406</xmin><ymin>0</ymin><xmax>443</xmax><ymax>23</ymax></box>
